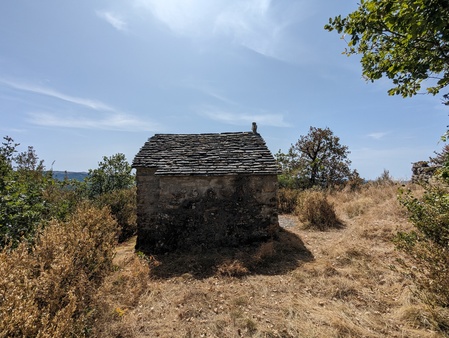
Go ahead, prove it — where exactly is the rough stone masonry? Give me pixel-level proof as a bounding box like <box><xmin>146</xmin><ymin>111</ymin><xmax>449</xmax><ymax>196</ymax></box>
<box><xmin>132</xmin><ymin>126</ymin><xmax>280</xmax><ymax>254</ymax></box>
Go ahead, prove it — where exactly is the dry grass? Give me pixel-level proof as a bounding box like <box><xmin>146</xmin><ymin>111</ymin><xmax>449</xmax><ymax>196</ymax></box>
<box><xmin>295</xmin><ymin>190</ymin><xmax>343</xmax><ymax>230</ymax></box>
<box><xmin>91</xmin><ymin>182</ymin><xmax>448</xmax><ymax>337</ymax></box>
<box><xmin>0</xmin><ymin>204</ymin><xmax>117</xmax><ymax>338</ymax></box>
<box><xmin>3</xmin><ymin>182</ymin><xmax>448</xmax><ymax>337</ymax></box>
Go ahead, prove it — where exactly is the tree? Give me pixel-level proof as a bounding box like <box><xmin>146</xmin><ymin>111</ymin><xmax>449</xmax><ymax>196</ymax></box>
<box><xmin>325</xmin><ymin>0</ymin><xmax>449</xmax><ymax>99</ymax></box>
<box><xmin>84</xmin><ymin>153</ymin><xmax>136</xmax><ymax>241</ymax></box>
<box><xmin>85</xmin><ymin>153</ymin><xmax>135</xmax><ymax>198</ymax></box>
<box><xmin>277</xmin><ymin>127</ymin><xmax>352</xmax><ymax>189</ymax></box>
<box><xmin>0</xmin><ymin>137</ymin><xmax>52</xmax><ymax>247</ymax></box>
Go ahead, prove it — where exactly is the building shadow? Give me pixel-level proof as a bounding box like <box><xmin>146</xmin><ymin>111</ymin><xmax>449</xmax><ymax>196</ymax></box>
<box><xmin>145</xmin><ymin>227</ymin><xmax>314</xmax><ymax>280</ymax></box>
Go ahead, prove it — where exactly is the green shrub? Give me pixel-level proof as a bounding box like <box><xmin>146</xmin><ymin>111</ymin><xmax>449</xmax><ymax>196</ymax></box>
<box><xmin>95</xmin><ymin>187</ymin><xmax>137</xmax><ymax>242</ymax></box>
<box><xmin>42</xmin><ymin>178</ymin><xmax>87</xmax><ymax>221</ymax></box>
<box><xmin>295</xmin><ymin>190</ymin><xmax>342</xmax><ymax>231</ymax></box>
<box><xmin>85</xmin><ymin>153</ymin><xmax>134</xmax><ymax>199</ymax></box>
<box><xmin>0</xmin><ymin>137</ymin><xmax>55</xmax><ymax>248</ymax></box>
<box><xmin>397</xmin><ymin>180</ymin><xmax>449</xmax><ymax>307</ymax></box>
<box><xmin>0</xmin><ymin>204</ymin><xmax>118</xmax><ymax>337</ymax></box>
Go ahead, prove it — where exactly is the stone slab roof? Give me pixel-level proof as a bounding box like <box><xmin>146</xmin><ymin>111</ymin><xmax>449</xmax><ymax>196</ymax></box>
<box><xmin>132</xmin><ymin>132</ymin><xmax>280</xmax><ymax>176</ymax></box>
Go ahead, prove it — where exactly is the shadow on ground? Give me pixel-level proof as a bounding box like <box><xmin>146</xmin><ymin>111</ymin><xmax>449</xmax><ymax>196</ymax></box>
<box><xmin>145</xmin><ymin>227</ymin><xmax>313</xmax><ymax>280</ymax></box>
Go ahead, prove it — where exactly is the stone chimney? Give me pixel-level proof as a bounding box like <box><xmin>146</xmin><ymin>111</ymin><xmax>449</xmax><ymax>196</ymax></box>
<box><xmin>252</xmin><ymin>122</ymin><xmax>258</xmax><ymax>134</ymax></box>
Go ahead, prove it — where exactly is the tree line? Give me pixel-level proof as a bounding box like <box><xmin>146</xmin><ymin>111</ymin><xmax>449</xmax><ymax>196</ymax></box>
<box><xmin>0</xmin><ymin>137</ymin><xmax>136</xmax><ymax>249</ymax></box>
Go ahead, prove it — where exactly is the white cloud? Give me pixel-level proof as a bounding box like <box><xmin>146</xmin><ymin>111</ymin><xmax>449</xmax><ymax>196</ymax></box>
<box><xmin>214</xmin><ymin>0</ymin><xmax>282</xmax><ymax>58</ymax></box>
<box><xmin>0</xmin><ymin>79</ymin><xmax>115</xmax><ymax>111</ymax></box>
<box><xmin>367</xmin><ymin>132</ymin><xmax>388</xmax><ymax>140</ymax></box>
<box><xmin>0</xmin><ymin>127</ymin><xmax>26</xmax><ymax>133</ymax></box>
<box><xmin>135</xmin><ymin>0</ymin><xmax>214</xmax><ymax>35</ymax></box>
<box><xmin>180</xmin><ymin>80</ymin><xmax>239</xmax><ymax>105</ymax></box>
<box><xmin>27</xmin><ymin>112</ymin><xmax>159</xmax><ymax>132</ymax></box>
<box><xmin>134</xmin><ymin>0</ymin><xmax>308</xmax><ymax>61</ymax></box>
<box><xmin>1</xmin><ymin>78</ymin><xmax>160</xmax><ymax>132</ymax></box>
<box><xmin>96</xmin><ymin>11</ymin><xmax>127</xmax><ymax>31</ymax></box>
<box><xmin>199</xmin><ymin>106</ymin><xmax>290</xmax><ymax>127</ymax></box>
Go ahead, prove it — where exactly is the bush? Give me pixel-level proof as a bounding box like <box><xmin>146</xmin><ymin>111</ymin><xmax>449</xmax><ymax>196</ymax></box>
<box><xmin>397</xmin><ymin>181</ymin><xmax>449</xmax><ymax>307</ymax></box>
<box><xmin>0</xmin><ymin>139</ymin><xmax>53</xmax><ymax>248</ymax></box>
<box><xmin>295</xmin><ymin>190</ymin><xmax>342</xmax><ymax>231</ymax></box>
<box><xmin>94</xmin><ymin>187</ymin><xmax>137</xmax><ymax>242</ymax></box>
<box><xmin>0</xmin><ymin>204</ymin><xmax>118</xmax><ymax>337</ymax></box>
<box><xmin>85</xmin><ymin>153</ymin><xmax>134</xmax><ymax>199</ymax></box>
<box><xmin>277</xmin><ymin>188</ymin><xmax>301</xmax><ymax>214</ymax></box>
<box><xmin>41</xmin><ymin>178</ymin><xmax>87</xmax><ymax>222</ymax></box>
<box><xmin>374</xmin><ymin>169</ymin><xmax>395</xmax><ymax>186</ymax></box>
<box><xmin>345</xmin><ymin>169</ymin><xmax>365</xmax><ymax>192</ymax></box>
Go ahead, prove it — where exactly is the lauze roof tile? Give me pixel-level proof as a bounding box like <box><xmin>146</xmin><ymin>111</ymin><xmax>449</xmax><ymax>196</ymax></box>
<box><xmin>132</xmin><ymin>132</ymin><xmax>280</xmax><ymax>176</ymax></box>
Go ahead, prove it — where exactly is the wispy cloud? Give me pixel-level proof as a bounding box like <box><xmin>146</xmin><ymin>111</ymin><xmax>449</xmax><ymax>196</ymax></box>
<box><xmin>367</xmin><ymin>132</ymin><xmax>388</xmax><ymax>140</ymax></box>
<box><xmin>214</xmin><ymin>0</ymin><xmax>284</xmax><ymax>58</ymax></box>
<box><xmin>27</xmin><ymin>111</ymin><xmax>159</xmax><ymax>132</ymax></box>
<box><xmin>198</xmin><ymin>106</ymin><xmax>290</xmax><ymax>127</ymax></box>
<box><xmin>135</xmin><ymin>0</ymin><xmax>308</xmax><ymax>62</ymax></box>
<box><xmin>1</xmin><ymin>78</ymin><xmax>160</xmax><ymax>132</ymax></box>
<box><xmin>179</xmin><ymin>80</ymin><xmax>239</xmax><ymax>106</ymax></box>
<box><xmin>96</xmin><ymin>11</ymin><xmax>127</xmax><ymax>31</ymax></box>
<box><xmin>0</xmin><ymin>78</ymin><xmax>115</xmax><ymax>111</ymax></box>
<box><xmin>0</xmin><ymin>127</ymin><xmax>27</xmax><ymax>134</ymax></box>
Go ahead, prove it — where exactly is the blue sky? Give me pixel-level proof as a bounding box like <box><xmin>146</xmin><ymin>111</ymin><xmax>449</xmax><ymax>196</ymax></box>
<box><xmin>0</xmin><ymin>0</ymin><xmax>447</xmax><ymax>179</ymax></box>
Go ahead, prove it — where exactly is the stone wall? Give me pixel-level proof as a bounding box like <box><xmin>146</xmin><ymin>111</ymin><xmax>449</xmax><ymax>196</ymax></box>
<box><xmin>411</xmin><ymin>161</ymin><xmax>440</xmax><ymax>183</ymax></box>
<box><xmin>135</xmin><ymin>170</ymin><xmax>279</xmax><ymax>253</ymax></box>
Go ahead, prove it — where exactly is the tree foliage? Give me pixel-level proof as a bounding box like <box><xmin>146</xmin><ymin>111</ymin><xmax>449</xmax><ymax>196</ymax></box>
<box><xmin>0</xmin><ymin>137</ymin><xmax>53</xmax><ymax>247</ymax></box>
<box><xmin>85</xmin><ymin>153</ymin><xmax>134</xmax><ymax>199</ymax></box>
<box><xmin>325</xmin><ymin>0</ymin><xmax>449</xmax><ymax>98</ymax></box>
<box><xmin>94</xmin><ymin>187</ymin><xmax>137</xmax><ymax>243</ymax></box>
<box><xmin>84</xmin><ymin>153</ymin><xmax>137</xmax><ymax>242</ymax></box>
<box><xmin>276</xmin><ymin>127</ymin><xmax>352</xmax><ymax>189</ymax></box>
<box><xmin>430</xmin><ymin>144</ymin><xmax>449</xmax><ymax>166</ymax></box>
<box><xmin>398</xmin><ymin>165</ymin><xmax>449</xmax><ymax>307</ymax></box>
<box><xmin>0</xmin><ymin>137</ymin><xmax>137</xmax><ymax>248</ymax></box>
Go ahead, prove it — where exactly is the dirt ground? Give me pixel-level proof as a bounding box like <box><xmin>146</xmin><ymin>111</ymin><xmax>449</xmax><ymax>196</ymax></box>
<box><xmin>103</xmin><ymin>205</ymin><xmax>447</xmax><ymax>337</ymax></box>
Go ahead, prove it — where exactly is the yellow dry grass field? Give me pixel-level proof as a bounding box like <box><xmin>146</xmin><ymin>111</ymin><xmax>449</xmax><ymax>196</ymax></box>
<box><xmin>94</xmin><ymin>183</ymin><xmax>447</xmax><ymax>337</ymax></box>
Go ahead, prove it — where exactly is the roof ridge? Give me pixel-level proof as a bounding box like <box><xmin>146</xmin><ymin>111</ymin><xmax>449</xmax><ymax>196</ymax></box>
<box><xmin>153</xmin><ymin>131</ymin><xmax>255</xmax><ymax>136</ymax></box>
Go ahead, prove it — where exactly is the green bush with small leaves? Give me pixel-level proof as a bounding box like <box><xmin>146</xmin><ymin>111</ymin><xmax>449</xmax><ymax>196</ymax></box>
<box><xmin>94</xmin><ymin>187</ymin><xmax>137</xmax><ymax>242</ymax></box>
<box><xmin>0</xmin><ymin>137</ymin><xmax>55</xmax><ymax>248</ymax></box>
<box><xmin>397</xmin><ymin>170</ymin><xmax>449</xmax><ymax>307</ymax></box>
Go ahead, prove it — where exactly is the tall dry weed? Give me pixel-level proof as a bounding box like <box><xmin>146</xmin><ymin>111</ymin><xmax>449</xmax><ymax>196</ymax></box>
<box><xmin>0</xmin><ymin>203</ymin><xmax>117</xmax><ymax>338</ymax></box>
<box><xmin>92</xmin><ymin>252</ymin><xmax>150</xmax><ymax>338</ymax></box>
<box><xmin>330</xmin><ymin>181</ymin><xmax>411</xmax><ymax>222</ymax></box>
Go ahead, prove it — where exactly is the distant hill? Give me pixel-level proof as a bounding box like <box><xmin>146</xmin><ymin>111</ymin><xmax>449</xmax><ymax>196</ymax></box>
<box><xmin>51</xmin><ymin>171</ymin><xmax>88</xmax><ymax>182</ymax></box>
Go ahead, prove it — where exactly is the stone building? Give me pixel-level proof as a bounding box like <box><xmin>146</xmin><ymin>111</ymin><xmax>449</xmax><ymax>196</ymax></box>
<box><xmin>132</xmin><ymin>126</ymin><xmax>280</xmax><ymax>253</ymax></box>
